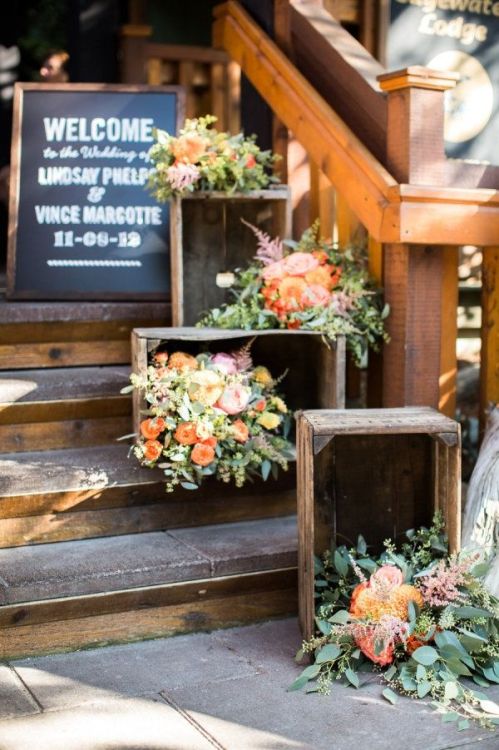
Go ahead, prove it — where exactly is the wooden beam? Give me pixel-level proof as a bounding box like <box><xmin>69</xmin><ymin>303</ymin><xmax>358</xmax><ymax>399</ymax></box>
<box><xmin>439</xmin><ymin>246</ymin><xmax>458</xmax><ymax>417</ymax></box>
<box><xmin>480</xmin><ymin>246</ymin><xmax>499</xmax><ymax>427</ymax></box>
<box><xmin>383</xmin><ymin>244</ymin><xmax>443</xmax><ymax>408</ymax></box>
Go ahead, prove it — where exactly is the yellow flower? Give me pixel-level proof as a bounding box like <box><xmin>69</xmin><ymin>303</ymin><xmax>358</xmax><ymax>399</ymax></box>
<box><xmin>252</xmin><ymin>366</ymin><xmax>273</xmax><ymax>387</ymax></box>
<box><xmin>189</xmin><ymin>370</ymin><xmax>223</xmax><ymax>406</ymax></box>
<box><xmin>257</xmin><ymin>411</ymin><xmax>281</xmax><ymax>430</ymax></box>
<box><xmin>272</xmin><ymin>396</ymin><xmax>288</xmax><ymax>414</ymax></box>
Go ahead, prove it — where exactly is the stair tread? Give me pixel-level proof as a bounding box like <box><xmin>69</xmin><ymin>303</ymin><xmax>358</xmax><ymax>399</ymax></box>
<box><xmin>0</xmin><ymin>295</ymin><xmax>169</xmax><ymax>324</ymax></box>
<box><xmin>0</xmin><ymin>366</ymin><xmax>130</xmax><ymax>404</ymax></box>
<box><xmin>0</xmin><ymin>516</ymin><xmax>297</xmax><ymax>604</ymax></box>
<box><xmin>0</xmin><ymin>444</ymin><xmax>162</xmax><ymax>497</ymax></box>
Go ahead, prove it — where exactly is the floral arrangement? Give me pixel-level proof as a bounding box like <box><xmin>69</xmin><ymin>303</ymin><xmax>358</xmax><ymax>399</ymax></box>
<box><xmin>197</xmin><ymin>221</ymin><xmax>389</xmax><ymax>367</ymax></box>
<box><xmin>147</xmin><ymin>115</ymin><xmax>279</xmax><ymax>199</ymax></box>
<box><xmin>292</xmin><ymin>515</ymin><xmax>499</xmax><ymax>731</ymax></box>
<box><xmin>124</xmin><ymin>342</ymin><xmax>294</xmax><ymax>492</ymax></box>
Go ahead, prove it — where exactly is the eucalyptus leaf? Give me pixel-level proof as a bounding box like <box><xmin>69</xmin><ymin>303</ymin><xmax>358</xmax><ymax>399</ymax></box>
<box><xmin>334</xmin><ymin>550</ymin><xmax>349</xmax><ymax>577</ymax></box>
<box><xmin>330</xmin><ymin>609</ymin><xmax>350</xmax><ymax>625</ymax></box>
<box><xmin>180</xmin><ymin>481</ymin><xmax>198</xmax><ymax>490</ymax></box>
<box><xmin>417</xmin><ymin>681</ymin><xmax>432</xmax><ymax>698</ymax></box>
<box><xmin>344</xmin><ymin>668</ymin><xmax>360</xmax><ymax>688</ymax></box>
<box><xmin>382</xmin><ymin>687</ymin><xmax>398</xmax><ymax>705</ymax></box>
<box><xmin>457</xmin><ymin>719</ymin><xmax>470</xmax><ymax>731</ymax></box>
<box><xmin>444</xmin><ymin>681</ymin><xmax>459</xmax><ymax>702</ymax></box>
<box><xmin>412</xmin><ymin>646</ymin><xmax>439</xmax><ymax>666</ymax></box>
<box><xmin>316</xmin><ymin>644</ymin><xmax>341</xmax><ymax>664</ymax></box>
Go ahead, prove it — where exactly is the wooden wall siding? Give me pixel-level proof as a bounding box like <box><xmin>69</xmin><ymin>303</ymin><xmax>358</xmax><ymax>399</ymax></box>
<box><xmin>121</xmin><ymin>29</ymin><xmax>241</xmax><ymax>133</ymax></box>
<box><xmin>297</xmin><ymin>408</ymin><xmax>461</xmax><ymax>638</ymax></box>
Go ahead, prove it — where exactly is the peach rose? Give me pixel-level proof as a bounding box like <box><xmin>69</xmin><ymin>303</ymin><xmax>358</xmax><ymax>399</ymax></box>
<box><xmin>140</xmin><ymin>418</ymin><xmax>166</xmax><ymax>440</ymax></box>
<box><xmin>261</xmin><ymin>260</ymin><xmax>286</xmax><ymax>281</ymax></box>
<box><xmin>143</xmin><ymin>439</ymin><xmax>162</xmax><ymax>462</ymax></box>
<box><xmin>174</xmin><ymin>422</ymin><xmax>198</xmax><ymax>446</ymax></box>
<box><xmin>168</xmin><ymin>352</ymin><xmax>198</xmax><ymax>371</ymax></box>
<box><xmin>281</xmin><ymin>252</ymin><xmax>318</xmax><ymax>276</ymax></box>
<box><xmin>371</xmin><ymin>565</ymin><xmax>404</xmax><ymax>589</ymax></box>
<box><xmin>301</xmin><ymin>284</ymin><xmax>331</xmax><ymax>308</ymax></box>
<box><xmin>216</xmin><ymin>384</ymin><xmax>251</xmax><ymax>415</ymax></box>
<box><xmin>191</xmin><ymin>442</ymin><xmax>215</xmax><ymax>466</ymax></box>
<box><xmin>190</xmin><ymin>369</ymin><xmax>224</xmax><ymax>406</ymax></box>
<box><xmin>172</xmin><ymin>133</ymin><xmax>208</xmax><ymax>163</ymax></box>
<box><xmin>201</xmin><ymin>436</ymin><xmax>217</xmax><ymax>448</ymax></box>
<box><xmin>232</xmin><ymin>419</ymin><xmax>249</xmax><ymax>443</ymax></box>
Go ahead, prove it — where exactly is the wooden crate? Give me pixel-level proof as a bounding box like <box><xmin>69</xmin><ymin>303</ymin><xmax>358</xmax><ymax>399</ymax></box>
<box><xmin>170</xmin><ymin>187</ymin><xmax>290</xmax><ymax>326</ymax></box>
<box><xmin>297</xmin><ymin>407</ymin><xmax>461</xmax><ymax>638</ymax></box>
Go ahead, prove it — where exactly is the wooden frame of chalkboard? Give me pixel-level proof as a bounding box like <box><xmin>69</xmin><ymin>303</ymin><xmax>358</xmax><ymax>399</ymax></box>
<box><xmin>7</xmin><ymin>83</ymin><xmax>185</xmax><ymax>301</ymax></box>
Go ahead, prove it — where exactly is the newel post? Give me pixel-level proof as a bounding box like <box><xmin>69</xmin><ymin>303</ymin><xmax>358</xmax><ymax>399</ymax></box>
<box><xmin>119</xmin><ymin>24</ymin><xmax>152</xmax><ymax>83</ymax></box>
<box><xmin>377</xmin><ymin>67</ymin><xmax>459</xmax><ymax>411</ymax></box>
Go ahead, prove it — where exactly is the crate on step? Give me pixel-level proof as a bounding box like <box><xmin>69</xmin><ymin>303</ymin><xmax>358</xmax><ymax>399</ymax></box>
<box><xmin>170</xmin><ymin>187</ymin><xmax>290</xmax><ymax>326</ymax></box>
<box><xmin>297</xmin><ymin>407</ymin><xmax>461</xmax><ymax>639</ymax></box>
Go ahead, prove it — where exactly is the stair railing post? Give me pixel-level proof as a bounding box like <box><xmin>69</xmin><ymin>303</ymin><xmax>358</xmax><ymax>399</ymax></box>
<box><xmin>377</xmin><ymin>67</ymin><xmax>459</xmax><ymax>411</ymax></box>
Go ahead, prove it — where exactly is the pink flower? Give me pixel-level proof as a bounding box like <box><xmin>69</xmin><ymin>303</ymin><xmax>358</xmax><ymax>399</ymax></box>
<box><xmin>216</xmin><ymin>384</ymin><xmax>251</xmax><ymax>415</ymax></box>
<box><xmin>372</xmin><ymin>565</ymin><xmax>404</xmax><ymax>588</ymax></box>
<box><xmin>166</xmin><ymin>162</ymin><xmax>201</xmax><ymax>191</ymax></box>
<box><xmin>211</xmin><ymin>352</ymin><xmax>237</xmax><ymax>374</ymax></box>
<box><xmin>301</xmin><ymin>284</ymin><xmax>331</xmax><ymax>308</ymax></box>
<box><xmin>281</xmin><ymin>252</ymin><xmax>319</xmax><ymax>277</ymax></box>
<box><xmin>261</xmin><ymin>260</ymin><xmax>286</xmax><ymax>281</ymax></box>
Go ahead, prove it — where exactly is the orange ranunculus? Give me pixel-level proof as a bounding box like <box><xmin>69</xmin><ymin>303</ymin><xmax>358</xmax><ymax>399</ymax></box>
<box><xmin>153</xmin><ymin>351</ymin><xmax>169</xmax><ymax>366</ymax></box>
<box><xmin>191</xmin><ymin>442</ymin><xmax>215</xmax><ymax>466</ymax></box>
<box><xmin>355</xmin><ymin>633</ymin><xmax>394</xmax><ymax>666</ymax></box>
<box><xmin>201</xmin><ymin>436</ymin><xmax>218</xmax><ymax>448</ymax></box>
<box><xmin>167</xmin><ymin>351</ymin><xmax>198</xmax><ymax>371</ymax></box>
<box><xmin>246</xmin><ymin>154</ymin><xmax>256</xmax><ymax>168</ymax></box>
<box><xmin>287</xmin><ymin>319</ymin><xmax>301</xmax><ymax>330</ymax></box>
<box><xmin>140</xmin><ymin>417</ymin><xmax>166</xmax><ymax>440</ymax></box>
<box><xmin>174</xmin><ymin>422</ymin><xmax>198</xmax><ymax>446</ymax></box>
<box><xmin>171</xmin><ymin>133</ymin><xmax>208</xmax><ymax>163</ymax></box>
<box><xmin>312</xmin><ymin>250</ymin><xmax>329</xmax><ymax>265</ymax></box>
<box><xmin>278</xmin><ymin>276</ymin><xmax>307</xmax><ymax>311</ymax></box>
<box><xmin>143</xmin><ymin>439</ymin><xmax>162</xmax><ymax>462</ymax></box>
<box><xmin>232</xmin><ymin>418</ymin><xmax>249</xmax><ymax>443</ymax></box>
<box><xmin>255</xmin><ymin>399</ymin><xmax>266</xmax><ymax>412</ymax></box>
<box><xmin>330</xmin><ymin>267</ymin><xmax>342</xmax><ymax>288</ymax></box>
<box><xmin>305</xmin><ymin>265</ymin><xmax>337</xmax><ymax>291</ymax></box>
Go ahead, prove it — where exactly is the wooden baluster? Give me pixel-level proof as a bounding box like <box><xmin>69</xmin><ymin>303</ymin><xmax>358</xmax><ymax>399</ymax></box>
<box><xmin>227</xmin><ymin>61</ymin><xmax>241</xmax><ymax>134</ymax></box>
<box><xmin>211</xmin><ymin>62</ymin><xmax>227</xmax><ymax>130</ymax></box>
<box><xmin>119</xmin><ymin>24</ymin><xmax>152</xmax><ymax>83</ymax></box>
<box><xmin>480</xmin><ymin>246</ymin><xmax>499</xmax><ymax>430</ymax></box>
<box><xmin>179</xmin><ymin>61</ymin><xmax>196</xmax><ymax>119</ymax></box>
<box><xmin>309</xmin><ymin>164</ymin><xmax>334</xmax><ymax>239</ymax></box>
<box><xmin>367</xmin><ymin>235</ymin><xmax>383</xmax><ymax>407</ymax></box>
<box><xmin>439</xmin><ymin>246</ymin><xmax>459</xmax><ymax>417</ymax></box>
<box><xmin>147</xmin><ymin>58</ymin><xmax>162</xmax><ymax>86</ymax></box>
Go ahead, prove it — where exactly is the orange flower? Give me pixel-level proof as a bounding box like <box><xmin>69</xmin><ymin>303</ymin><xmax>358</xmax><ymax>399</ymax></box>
<box><xmin>312</xmin><ymin>250</ymin><xmax>329</xmax><ymax>265</ymax></box>
<box><xmin>355</xmin><ymin>633</ymin><xmax>394</xmax><ymax>666</ymax></box>
<box><xmin>278</xmin><ymin>276</ymin><xmax>307</xmax><ymax>311</ymax></box>
<box><xmin>350</xmin><ymin>583</ymin><xmax>423</xmax><ymax>621</ymax></box>
<box><xmin>255</xmin><ymin>399</ymin><xmax>266</xmax><ymax>412</ymax></box>
<box><xmin>143</xmin><ymin>439</ymin><xmax>162</xmax><ymax>462</ymax></box>
<box><xmin>167</xmin><ymin>352</ymin><xmax>198</xmax><ymax>371</ymax></box>
<box><xmin>287</xmin><ymin>319</ymin><xmax>301</xmax><ymax>330</ymax></box>
<box><xmin>172</xmin><ymin>133</ymin><xmax>208</xmax><ymax>163</ymax></box>
<box><xmin>140</xmin><ymin>418</ymin><xmax>166</xmax><ymax>440</ymax></box>
<box><xmin>246</xmin><ymin>154</ymin><xmax>256</xmax><ymax>168</ymax></box>
<box><xmin>191</xmin><ymin>442</ymin><xmax>215</xmax><ymax>466</ymax></box>
<box><xmin>232</xmin><ymin>419</ymin><xmax>249</xmax><ymax>443</ymax></box>
<box><xmin>201</xmin><ymin>436</ymin><xmax>218</xmax><ymax>448</ymax></box>
<box><xmin>174</xmin><ymin>422</ymin><xmax>198</xmax><ymax>446</ymax></box>
<box><xmin>305</xmin><ymin>265</ymin><xmax>337</xmax><ymax>291</ymax></box>
<box><xmin>153</xmin><ymin>351</ymin><xmax>169</xmax><ymax>366</ymax></box>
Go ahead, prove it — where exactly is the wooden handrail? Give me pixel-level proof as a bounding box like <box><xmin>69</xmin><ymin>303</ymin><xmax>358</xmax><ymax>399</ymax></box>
<box><xmin>213</xmin><ymin>1</ymin><xmax>499</xmax><ymax>246</ymax></box>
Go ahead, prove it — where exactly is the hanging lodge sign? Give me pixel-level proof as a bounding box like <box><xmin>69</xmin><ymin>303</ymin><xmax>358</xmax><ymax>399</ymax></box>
<box><xmin>7</xmin><ymin>84</ymin><xmax>184</xmax><ymax>300</ymax></box>
<box><xmin>387</xmin><ymin>0</ymin><xmax>499</xmax><ymax>165</ymax></box>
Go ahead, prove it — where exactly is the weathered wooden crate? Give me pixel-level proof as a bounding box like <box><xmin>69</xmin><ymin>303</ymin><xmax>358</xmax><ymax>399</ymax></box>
<box><xmin>297</xmin><ymin>407</ymin><xmax>461</xmax><ymax>638</ymax></box>
<box><xmin>131</xmin><ymin>327</ymin><xmax>345</xmax><ymax>506</ymax></box>
<box><xmin>170</xmin><ymin>187</ymin><xmax>290</xmax><ymax>326</ymax></box>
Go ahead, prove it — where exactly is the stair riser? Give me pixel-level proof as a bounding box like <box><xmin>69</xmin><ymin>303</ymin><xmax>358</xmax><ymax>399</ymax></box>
<box><xmin>0</xmin><ymin>569</ymin><xmax>298</xmax><ymax>659</ymax></box>
<box><xmin>0</xmin><ymin>489</ymin><xmax>296</xmax><ymax>547</ymax></box>
<box><xmin>0</xmin><ymin>397</ymin><xmax>132</xmax><ymax>453</ymax></box>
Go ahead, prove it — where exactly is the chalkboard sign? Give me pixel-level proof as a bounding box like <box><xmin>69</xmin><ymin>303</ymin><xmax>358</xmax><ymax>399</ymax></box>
<box><xmin>7</xmin><ymin>83</ymin><xmax>184</xmax><ymax>300</ymax></box>
<box><xmin>386</xmin><ymin>1</ymin><xmax>499</xmax><ymax>165</ymax></box>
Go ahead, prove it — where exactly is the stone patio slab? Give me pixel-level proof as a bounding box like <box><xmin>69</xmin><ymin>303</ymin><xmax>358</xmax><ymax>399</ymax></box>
<box><xmin>0</xmin><ymin>665</ymin><xmax>39</xmax><ymax>720</ymax></box>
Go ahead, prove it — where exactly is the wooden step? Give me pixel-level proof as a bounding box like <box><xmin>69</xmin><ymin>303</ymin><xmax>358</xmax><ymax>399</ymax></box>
<box><xmin>0</xmin><ymin>366</ymin><xmax>132</xmax><ymax>453</ymax></box>
<box><xmin>0</xmin><ymin>444</ymin><xmax>296</xmax><ymax>547</ymax></box>
<box><xmin>0</xmin><ymin>517</ymin><xmax>298</xmax><ymax>658</ymax></box>
<box><xmin>0</xmin><ymin>297</ymin><xmax>170</xmax><ymax>369</ymax></box>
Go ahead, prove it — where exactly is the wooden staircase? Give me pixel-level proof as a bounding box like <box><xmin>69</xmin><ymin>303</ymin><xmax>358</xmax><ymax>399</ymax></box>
<box><xmin>0</xmin><ymin>298</ymin><xmax>297</xmax><ymax>659</ymax></box>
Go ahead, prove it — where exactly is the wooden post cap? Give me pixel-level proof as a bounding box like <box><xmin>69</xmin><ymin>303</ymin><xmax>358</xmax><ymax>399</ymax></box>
<box><xmin>377</xmin><ymin>66</ymin><xmax>459</xmax><ymax>93</ymax></box>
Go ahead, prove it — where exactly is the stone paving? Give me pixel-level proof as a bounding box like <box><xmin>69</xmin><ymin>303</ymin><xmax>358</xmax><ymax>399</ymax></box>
<box><xmin>0</xmin><ymin>618</ymin><xmax>498</xmax><ymax>750</ymax></box>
